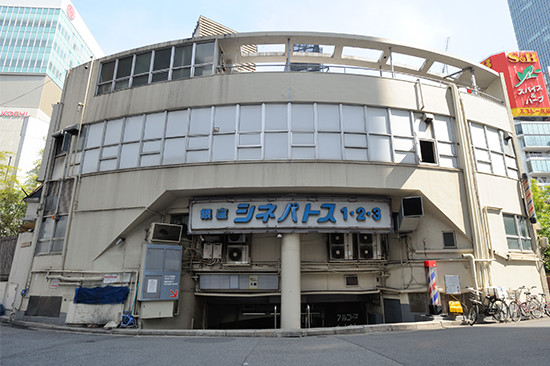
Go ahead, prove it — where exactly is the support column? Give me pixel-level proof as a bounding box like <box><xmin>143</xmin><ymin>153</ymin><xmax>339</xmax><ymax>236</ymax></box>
<box><xmin>280</xmin><ymin>233</ymin><xmax>301</xmax><ymax>329</ymax></box>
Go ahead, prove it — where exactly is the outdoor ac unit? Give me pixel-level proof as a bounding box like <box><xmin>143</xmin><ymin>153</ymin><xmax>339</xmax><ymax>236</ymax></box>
<box><xmin>226</xmin><ymin>244</ymin><xmax>249</xmax><ymax>265</ymax></box>
<box><xmin>329</xmin><ymin>233</ymin><xmax>353</xmax><ymax>260</ymax></box>
<box><xmin>357</xmin><ymin>233</ymin><xmax>374</xmax><ymax>260</ymax></box>
<box><xmin>396</xmin><ymin>196</ymin><xmax>423</xmax><ymax>233</ymax></box>
<box><xmin>148</xmin><ymin>223</ymin><xmax>183</xmax><ymax>243</ymax></box>
<box><xmin>227</xmin><ymin>233</ymin><xmax>247</xmax><ymax>244</ymax></box>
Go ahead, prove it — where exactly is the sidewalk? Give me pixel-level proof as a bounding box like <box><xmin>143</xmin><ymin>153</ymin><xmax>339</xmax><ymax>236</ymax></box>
<box><xmin>0</xmin><ymin>314</ymin><xmax>464</xmax><ymax>337</ymax></box>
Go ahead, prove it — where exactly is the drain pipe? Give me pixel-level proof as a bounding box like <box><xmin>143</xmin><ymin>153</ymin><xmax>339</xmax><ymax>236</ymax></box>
<box><xmin>462</xmin><ymin>254</ymin><xmax>478</xmax><ymax>290</ymax></box>
<box><xmin>462</xmin><ymin>254</ymin><xmax>496</xmax><ymax>290</ymax></box>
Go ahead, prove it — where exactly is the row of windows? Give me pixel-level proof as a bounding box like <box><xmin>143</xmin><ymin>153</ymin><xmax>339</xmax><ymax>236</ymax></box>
<box><xmin>516</xmin><ymin>122</ymin><xmax>550</xmax><ymax>135</ymax></box>
<box><xmin>519</xmin><ymin>135</ymin><xmax>550</xmax><ymax>148</ymax></box>
<box><xmin>527</xmin><ymin>159</ymin><xmax>550</xmax><ymax>173</ymax></box>
<box><xmin>97</xmin><ymin>41</ymin><xmax>215</xmax><ymax>94</ymax></box>
<box><xmin>469</xmin><ymin>122</ymin><xmax>518</xmax><ymax>179</ymax></box>
<box><xmin>61</xmin><ymin>104</ymin><xmax>458</xmax><ymax>176</ymax></box>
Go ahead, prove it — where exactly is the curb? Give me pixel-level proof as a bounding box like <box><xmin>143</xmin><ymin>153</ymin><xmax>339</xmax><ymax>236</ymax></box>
<box><xmin>0</xmin><ymin>315</ymin><xmax>463</xmax><ymax>337</ymax></box>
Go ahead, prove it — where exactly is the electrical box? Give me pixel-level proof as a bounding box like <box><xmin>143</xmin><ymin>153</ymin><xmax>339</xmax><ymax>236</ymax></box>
<box><xmin>203</xmin><ymin>242</ymin><xmax>222</xmax><ymax>259</ymax></box>
<box><xmin>139</xmin><ymin>243</ymin><xmax>182</xmax><ymax>302</ymax></box>
<box><xmin>140</xmin><ymin>301</ymin><xmax>175</xmax><ymax>319</ymax></box>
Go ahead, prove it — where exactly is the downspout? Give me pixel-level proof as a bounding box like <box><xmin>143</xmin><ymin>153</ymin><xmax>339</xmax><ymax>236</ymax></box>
<box><xmin>61</xmin><ymin>58</ymin><xmax>95</xmax><ymax>270</ymax></box>
<box><xmin>449</xmin><ymin>84</ymin><xmax>489</xmax><ymax>289</ymax></box>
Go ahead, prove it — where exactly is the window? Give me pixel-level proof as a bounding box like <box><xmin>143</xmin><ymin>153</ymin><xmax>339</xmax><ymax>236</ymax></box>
<box><xmin>443</xmin><ymin>232</ymin><xmax>456</xmax><ymax>248</ymax></box>
<box><xmin>503</xmin><ymin>214</ymin><xmax>532</xmax><ymax>251</ymax></box>
<box><xmin>419</xmin><ymin>140</ymin><xmax>436</xmax><ymax>163</ymax></box>
<box><xmin>470</xmin><ymin>122</ymin><xmax>518</xmax><ymax>178</ymax></box>
<box><xmin>97</xmin><ymin>60</ymin><xmax>115</xmax><ymax>94</ymax></box>
<box><xmin>36</xmin><ymin>179</ymin><xmax>73</xmax><ymax>255</ymax></box>
<box><xmin>133</xmin><ymin>52</ymin><xmax>152</xmax><ymax>86</ymax></box>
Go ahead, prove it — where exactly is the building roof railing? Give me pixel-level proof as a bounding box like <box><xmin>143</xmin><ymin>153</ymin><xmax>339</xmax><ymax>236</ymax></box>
<box><xmin>95</xmin><ymin>31</ymin><xmax>503</xmax><ymax>100</ymax></box>
<box><xmin>215</xmin><ymin>32</ymin><xmax>500</xmax><ymax>92</ymax></box>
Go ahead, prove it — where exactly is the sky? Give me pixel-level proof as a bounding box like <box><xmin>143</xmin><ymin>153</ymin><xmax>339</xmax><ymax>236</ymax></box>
<box><xmin>71</xmin><ymin>0</ymin><xmax>519</xmax><ymax>64</ymax></box>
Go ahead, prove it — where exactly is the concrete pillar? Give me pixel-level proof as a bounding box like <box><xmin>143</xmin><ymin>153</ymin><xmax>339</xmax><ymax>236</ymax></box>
<box><xmin>280</xmin><ymin>233</ymin><xmax>301</xmax><ymax>329</ymax></box>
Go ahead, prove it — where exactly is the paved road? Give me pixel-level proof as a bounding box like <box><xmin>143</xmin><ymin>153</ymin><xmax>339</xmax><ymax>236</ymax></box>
<box><xmin>1</xmin><ymin>318</ymin><xmax>549</xmax><ymax>366</ymax></box>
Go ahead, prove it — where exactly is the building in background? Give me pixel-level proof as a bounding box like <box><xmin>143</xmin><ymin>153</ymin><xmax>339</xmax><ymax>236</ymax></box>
<box><xmin>0</xmin><ymin>0</ymin><xmax>102</xmax><ymax>179</ymax></box>
<box><xmin>507</xmin><ymin>0</ymin><xmax>550</xmax><ymax>90</ymax></box>
<box><xmin>482</xmin><ymin>51</ymin><xmax>550</xmax><ymax>185</ymax></box>
<box><xmin>4</xmin><ymin>23</ymin><xmax>547</xmax><ymax>329</ymax></box>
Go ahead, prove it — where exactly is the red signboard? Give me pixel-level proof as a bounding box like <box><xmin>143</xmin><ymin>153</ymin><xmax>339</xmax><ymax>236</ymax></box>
<box><xmin>67</xmin><ymin>4</ymin><xmax>75</xmax><ymax>20</ymax></box>
<box><xmin>481</xmin><ymin>51</ymin><xmax>550</xmax><ymax>117</ymax></box>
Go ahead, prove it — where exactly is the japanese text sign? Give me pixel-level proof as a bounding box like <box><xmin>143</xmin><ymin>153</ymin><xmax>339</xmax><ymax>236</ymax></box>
<box><xmin>189</xmin><ymin>197</ymin><xmax>392</xmax><ymax>233</ymax></box>
<box><xmin>481</xmin><ymin>51</ymin><xmax>550</xmax><ymax>117</ymax></box>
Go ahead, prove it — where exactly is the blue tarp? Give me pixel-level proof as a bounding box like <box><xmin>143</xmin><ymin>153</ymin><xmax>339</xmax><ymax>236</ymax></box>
<box><xmin>74</xmin><ymin>286</ymin><xmax>130</xmax><ymax>305</ymax></box>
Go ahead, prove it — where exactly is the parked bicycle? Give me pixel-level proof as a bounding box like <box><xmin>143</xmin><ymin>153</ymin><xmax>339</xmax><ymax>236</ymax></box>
<box><xmin>508</xmin><ymin>286</ymin><xmax>543</xmax><ymax>321</ymax></box>
<box><xmin>525</xmin><ymin>287</ymin><xmax>544</xmax><ymax>319</ymax></box>
<box><xmin>540</xmin><ymin>293</ymin><xmax>550</xmax><ymax>317</ymax></box>
<box><xmin>466</xmin><ymin>287</ymin><xmax>508</xmax><ymax>325</ymax></box>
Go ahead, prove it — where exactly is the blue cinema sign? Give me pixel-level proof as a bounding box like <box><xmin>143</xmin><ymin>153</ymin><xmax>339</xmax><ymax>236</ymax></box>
<box><xmin>189</xmin><ymin>198</ymin><xmax>391</xmax><ymax>233</ymax></box>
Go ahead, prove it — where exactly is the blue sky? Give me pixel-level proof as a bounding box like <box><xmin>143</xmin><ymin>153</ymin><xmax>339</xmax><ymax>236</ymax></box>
<box><xmin>72</xmin><ymin>0</ymin><xmax>518</xmax><ymax>63</ymax></box>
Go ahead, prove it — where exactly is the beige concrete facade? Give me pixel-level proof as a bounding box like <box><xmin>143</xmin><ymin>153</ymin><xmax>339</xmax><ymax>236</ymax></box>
<box><xmin>0</xmin><ymin>74</ymin><xmax>61</xmax><ymax>178</ymax></box>
<box><xmin>9</xmin><ymin>32</ymin><xmax>548</xmax><ymax>329</ymax></box>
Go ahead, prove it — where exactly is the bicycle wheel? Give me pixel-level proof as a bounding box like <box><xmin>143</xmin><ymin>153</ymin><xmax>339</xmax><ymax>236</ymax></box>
<box><xmin>520</xmin><ymin>301</ymin><xmax>531</xmax><ymax>318</ymax></box>
<box><xmin>492</xmin><ymin>300</ymin><xmax>508</xmax><ymax>322</ymax></box>
<box><xmin>467</xmin><ymin>304</ymin><xmax>478</xmax><ymax>325</ymax></box>
<box><xmin>508</xmin><ymin>301</ymin><xmax>521</xmax><ymax>322</ymax></box>
<box><xmin>544</xmin><ymin>302</ymin><xmax>550</xmax><ymax>317</ymax></box>
<box><xmin>529</xmin><ymin>299</ymin><xmax>543</xmax><ymax>318</ymax></box>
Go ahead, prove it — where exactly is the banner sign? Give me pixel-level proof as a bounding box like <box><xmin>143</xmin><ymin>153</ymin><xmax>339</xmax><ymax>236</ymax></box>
<box><xmin>189</xmin><ymin>197</ymin><xmax>392</xmax><ymax>233</ymax></box>
<box><xmin>481</xmin><ymin>51</ymin><xmax>550</xmax><ymax>117</ymax></box>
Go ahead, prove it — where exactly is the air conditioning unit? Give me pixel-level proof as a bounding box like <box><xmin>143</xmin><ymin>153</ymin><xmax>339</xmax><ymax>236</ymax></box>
<box><xmin>203</xmin><ymin>242</ymin><xmax>222</xmax><ymax>259</ymax></box>
<box><xmin>396</xmin><ymin>196</ymin><xmax>423</xmax><ymax>233</ymax></box>
<box><xmin>148</xmin><ymin>223</ymin><xmax>183</xmax><ymax>243</ymax></box>
<box><xmin>329</xmin><ymin>233</ymin><xmax>353</xmax><ymax>260</ymax></box>
<box><xmin>357</xmin><ymin>233</ymin><xmax>374</xmax><ymax>260</ymax></box>
<box><xmin>226</xmin><ymin>244</ymin><xmax>249</xmax><ymax>265</ymax></box>
<box><xmin>227</xmin><ymin>233</ymin><xmax>247</xmax><ymax>244</ymax></box>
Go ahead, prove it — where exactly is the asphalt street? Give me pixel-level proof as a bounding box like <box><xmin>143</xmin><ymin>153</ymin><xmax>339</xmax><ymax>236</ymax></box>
<box><xmin>1</xmin><ymin>317</ymin><xmax>549</xmax><ymax>366</ymax></box>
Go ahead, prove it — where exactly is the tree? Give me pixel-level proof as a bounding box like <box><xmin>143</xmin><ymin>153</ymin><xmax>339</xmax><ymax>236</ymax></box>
<box><xmin>0</xmin><ymin>151</ymin><xmax>41</xmax><ymax>237</ymax></box>
<box><xmin>531</xmin><ymin>179</ymin><xmax>550</xmax><ymax>272</ymax></box>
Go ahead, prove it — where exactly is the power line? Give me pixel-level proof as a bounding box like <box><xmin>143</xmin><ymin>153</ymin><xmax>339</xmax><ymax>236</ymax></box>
<box><xmin>0</xmin><ymin>78</ymin><xmax>54</xmax><ymax>106</ymax></box>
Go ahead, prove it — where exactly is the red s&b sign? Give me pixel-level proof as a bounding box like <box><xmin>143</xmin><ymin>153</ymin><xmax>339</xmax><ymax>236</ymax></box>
<box><xmin>481</xmin><ymin>51</ymin><xmax>550</xmax><ymax>117</ymax></box>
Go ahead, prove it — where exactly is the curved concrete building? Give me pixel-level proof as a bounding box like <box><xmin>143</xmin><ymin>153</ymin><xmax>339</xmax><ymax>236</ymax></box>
<box><xmin>13</xmin><ymin>31</ymin><xmax>548</xmax><ymax>329</ymax></box>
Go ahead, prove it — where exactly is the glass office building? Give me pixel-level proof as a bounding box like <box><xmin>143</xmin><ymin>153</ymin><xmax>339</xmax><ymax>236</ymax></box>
<box><xmin>507</xmin><ymin>0</ymin><xmax>550</xmax><ymax>185</ymax></box>
<box><xmin>516</xmin><ymin>121</ymin><xmax>550</xmax><ymax>184</ymax></box>
<box><xmin>507</xmin><ymin>0</ymin><xmax>550</xmax><ymax>87</ymax></box>
<box><xmin>0</xmin><ymin>0</ymin><xmax>102</xmax><ymax>87</ymax></box>
<box><xmin>0</xmin><ymin>0</ymin><xmax>102</xmax><ymax>179</ymax></box>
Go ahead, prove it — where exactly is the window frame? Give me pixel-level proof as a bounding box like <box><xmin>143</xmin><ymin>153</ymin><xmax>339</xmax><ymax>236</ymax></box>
<box><xmin>503</xmin><ymin>213</ymin><xmax>533</xmax><ymax>252</ymax></box>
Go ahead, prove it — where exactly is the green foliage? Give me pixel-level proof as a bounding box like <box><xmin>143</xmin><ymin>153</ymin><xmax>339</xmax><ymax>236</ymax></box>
<box><xmin>531</xmin><ymin>179</ymin><xmax>550</xmax><ymax>272</ymax></box>
<box><xmin>0</xmin><ymin>151</ymin><xmax>41</xmax><ymax>237</ymax></box>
